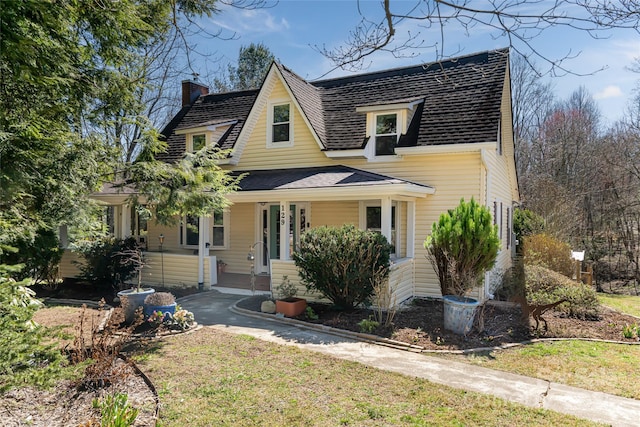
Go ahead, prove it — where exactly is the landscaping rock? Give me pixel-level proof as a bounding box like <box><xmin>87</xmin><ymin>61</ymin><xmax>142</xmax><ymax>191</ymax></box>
<box><xmin>261</xmin><ymin>300</ymin><xmax>276</xmax><ymax>314</ymax></box>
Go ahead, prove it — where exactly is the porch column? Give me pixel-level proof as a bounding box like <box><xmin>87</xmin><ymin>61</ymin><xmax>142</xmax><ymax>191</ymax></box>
<box><xmin>198</xmin><ymin>215</ymin><xmax>208</xmax><ymax>289</ymax></box>
<box><xmin>280</xmin><ymin>201</ymin><xmax>290</xmax><ymax>260</ymax></box>
<box><xmin>121</xmin><ymin>205</ymin><xmax>132</xmax><ymax>238</ymax></box>
<box><xmin>406</xmin><ymin>201</ymin><xmax>415</xmax><ymax>258</ymax></box>
<box><xmin>381</xmin><ymin>197</ymin><xmax>392</xmax><ymax>243</ymax></box>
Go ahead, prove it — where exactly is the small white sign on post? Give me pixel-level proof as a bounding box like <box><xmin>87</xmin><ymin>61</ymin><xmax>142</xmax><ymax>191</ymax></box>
<box><xmin>571</xmin><ymin>251</ymin><xmax>585</xmax><ymax>261</ymax></box>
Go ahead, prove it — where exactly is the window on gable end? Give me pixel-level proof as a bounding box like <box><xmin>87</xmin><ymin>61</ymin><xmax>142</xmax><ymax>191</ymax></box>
<box><xmin>375</xmin><ymin>113</ymin><xmax>398</xmax><ymax>155</ymax></box>
<box><xmin>268</xmin><ymin>101</ymin><xmax>293</xmax><ymax>147</ymax></box>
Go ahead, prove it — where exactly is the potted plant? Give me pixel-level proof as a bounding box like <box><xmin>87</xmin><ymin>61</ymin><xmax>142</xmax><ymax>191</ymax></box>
<box><xmin>424</xmin><ymin>197</ymin><xmax>500</xmax><ymax>334</ymax></box>
<box><xmin>274</xmin><ymin>275</ymin><xmax>307</xmax><ymax>317</ymax></box>
<box><xmin>143</xmin><ymin>291</ymin><xmax>177</xmax><ymax>320</ymax></box>
<box><xmin>115</xmin><ymin>246</ymin><xmax>155</xmax><ymax>323</ymax></box>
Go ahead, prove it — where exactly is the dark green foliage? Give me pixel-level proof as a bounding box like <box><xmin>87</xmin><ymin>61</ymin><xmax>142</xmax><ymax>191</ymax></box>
<box><xmin>214</xmin><ymin>42</ymin><xmax>275</xmax><ymax>92</ymax></box>
<box><xmin>74</xmin><ymin>237</ymin><xmax>141</xmax><ymax>289</ymax></box>
<box><xmin>424</xmin><ymin>198</ymin><xmax>500</xmax><ymax>296</ymax></box>
<box><xmin>513</xmin><ymin>208</ymin><xmax>545</xmax><ymax>241</ymax></box>
<box><xmin>0</xmin><ymin>264</ymin><xmax>64</xmax><ymax>391</ymax></box>
<box><xmin>525</xmin><ymin>264</ymin><xmax>600</xmax><ymax>319</ymax></box>
<box><xmin>0</xmin><ymin>0</ymin><xmax>226</xmax><ymax>263</ymax></box>
<box><xmin>523</xmin><ymin>233</ymin><xmax>574</xmax><ymax>277</ymax></box>
<box><xmin>293</xmin><ymin>225</ymin><xmax>392</xmax><ymax>310</ymax></box>
<box><xmin>1</xmin><ymin>228</ymin><xmax>62</xmax><ymax>285</ymax></box>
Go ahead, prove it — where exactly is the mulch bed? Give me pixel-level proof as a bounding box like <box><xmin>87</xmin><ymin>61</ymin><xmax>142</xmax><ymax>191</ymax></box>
<box><xmin>237</xmin><ymin>296</ymin><xmax>640</xmax><ymax>351</ymax></box>
<box><xmin>32</xmin><ymin>279</ymin><xmax>200</xmax><ymax>305</ymax></box>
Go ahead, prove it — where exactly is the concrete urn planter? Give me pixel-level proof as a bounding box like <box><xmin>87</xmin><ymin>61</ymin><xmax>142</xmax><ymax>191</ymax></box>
<box><xmin>442</xmin><ymin>295</ymin><xmax>479</xmax><ymax>335</ymax></box>
<box><xmin>275</xmin><ymin>297</ymin><xmax>307</xmax><ymax>317</ymax></box>
<box><xmin>117</xmin><ymin>288</ymin><xmax>156</xmax><ymax>324</ymax></box>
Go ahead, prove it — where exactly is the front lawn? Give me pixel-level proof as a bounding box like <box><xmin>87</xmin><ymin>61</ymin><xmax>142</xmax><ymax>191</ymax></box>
<box><xmin>436</xmin><ymin>340</ymin><xmax>640</xmax><ymax>399</ymax></box>
<box><xmin>138</xmin><ymin>327</ymin><xmax>598</xmax><ymax>426</ymax></box>
<box><xmin>598</xmin><ymin>293</ymin><xmax>640</xmax><ymax>318</ymax></box>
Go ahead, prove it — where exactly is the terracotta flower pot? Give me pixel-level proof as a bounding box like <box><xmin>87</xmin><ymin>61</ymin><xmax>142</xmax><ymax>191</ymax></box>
<box><xmin>275</xmin><ymin>297</ymin><xmax>307</xmax><ymax>317</ymax></box>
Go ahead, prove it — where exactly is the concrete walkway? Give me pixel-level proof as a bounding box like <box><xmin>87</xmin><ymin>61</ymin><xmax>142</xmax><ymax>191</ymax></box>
<box><xmin>178</xmin><ymin>290</ymin><xmax>640</xmax><ymax>427</ymax></box>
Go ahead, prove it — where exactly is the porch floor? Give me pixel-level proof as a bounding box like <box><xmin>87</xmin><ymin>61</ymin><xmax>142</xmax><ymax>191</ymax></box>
<box><xmin>215</xmin><ymin>272</ymin><xmax>271</xmax><ymax>292</ymax></box>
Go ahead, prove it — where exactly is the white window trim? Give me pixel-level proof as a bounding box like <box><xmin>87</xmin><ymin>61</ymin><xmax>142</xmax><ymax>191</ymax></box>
<box><xmin>180</xmin><ymin>211</ymin><xmax>230</xmax><ymax>250</ymax></box>
<box><xmin>365</xmin><ymin>109</ymin><xmax>407</xmax><ymax>159</ymax></box>
<box><xmin>267</xmin><ymin>99</ymin><xmax>294</xmax><ymax>148</ymax></box>
<box><xmin>211</xmin><ymin>210</ymin><xmax>230</xmax><ymax>250</ymax></box>
<box><xmin>359</xmin><ymin>200</ymin><xmax>399</xmax><ymax>257</ymax></box>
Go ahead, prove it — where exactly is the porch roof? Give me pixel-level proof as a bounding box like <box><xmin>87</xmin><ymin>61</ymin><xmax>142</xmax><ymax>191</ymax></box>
<box><xmin>228</xmin><ymin>165</ymin><xmax>435</xmax><ymax>202</ymax></box>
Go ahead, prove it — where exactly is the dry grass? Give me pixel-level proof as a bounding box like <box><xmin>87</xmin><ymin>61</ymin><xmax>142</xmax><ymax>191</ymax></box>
<box><xmin>438</xmin><ymin>341</ymin><xmax>640</xmax><ymax>400</ymax></box>
<box><xmin>138</xmin><ymin>327</ymin><xmax>600</xmax><ymax>427</ymax></box>
<box><xmin>33</xmin><ymin>305</ymin><xmax>105</xmax><ymax>347</ymax></box>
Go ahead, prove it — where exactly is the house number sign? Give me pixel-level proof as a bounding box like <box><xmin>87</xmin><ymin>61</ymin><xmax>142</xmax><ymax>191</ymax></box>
<box><xmin>280</xmin><ymin>205</ymin><xmax>286</xmax><ymax>225</ymax></box>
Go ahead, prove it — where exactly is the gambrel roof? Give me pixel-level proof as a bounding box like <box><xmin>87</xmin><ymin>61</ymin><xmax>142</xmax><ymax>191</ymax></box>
<box><xmin>158</xmin><ymin>49</ymin><xmax>508</xmax><ymax>162</ymax></box>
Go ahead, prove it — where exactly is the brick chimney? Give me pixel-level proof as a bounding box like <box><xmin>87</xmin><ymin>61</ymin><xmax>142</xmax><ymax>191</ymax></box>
<box><xmin>181</xmin><ymin>80</ymin><xmax>209</xmax><ymax>107</ymax></box>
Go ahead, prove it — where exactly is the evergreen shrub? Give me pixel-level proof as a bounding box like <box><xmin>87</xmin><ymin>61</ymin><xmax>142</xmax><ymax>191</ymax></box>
<box><xmin>293</xmin><ymin>224</ymin><xmax>392</xmax><ymax>310</ymax></box>
<box><xmin>424</xmin><ymin>198</ymin><xmax>500</xmax><ymax>296</ymax></box>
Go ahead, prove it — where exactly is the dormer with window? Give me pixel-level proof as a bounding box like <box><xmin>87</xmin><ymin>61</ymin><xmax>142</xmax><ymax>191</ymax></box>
<box><xmin>190</xmin><ymin>133</ymin><xmax>206</xmax><ymax>152</ymax></box>
<box><xmin>267</xmin><ymin>100</ymin><xmax>293</xmax><ymax>148</ymax></box>
<box><xmin>175</xmin><ymin>119</ymin><xmax>238</xmax><ymax>156</ymax></box>
<box><xmin>355</xmin><ymin>98</ymin><xmax>424</xmax><ymax>160</ymax></box>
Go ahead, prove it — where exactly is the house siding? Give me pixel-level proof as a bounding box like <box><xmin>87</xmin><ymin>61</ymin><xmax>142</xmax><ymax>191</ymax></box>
<box><xmin>59</xmin><ymin>250</ymin><xmax>82</xmax><ymax>279</ymax></box>
<box><xmin>234</xmin><ymin>78</ymin><xmax>332</xmax><ymax>170</ymax></box>
<box><xmin>338</xmin><ymin>153</ymin><xmax>483</xmax><ymax>297</ymax></box>
<box><xmin>310</xmin><ymin>201</ymin><xmax>359</xmax><ymax>227</ymax></box>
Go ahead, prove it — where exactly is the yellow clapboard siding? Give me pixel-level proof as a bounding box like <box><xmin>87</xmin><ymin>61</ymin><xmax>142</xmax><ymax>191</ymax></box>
<box><xmin>236</xmin><ymin>78</ymin><xmax>332</xmax><ymax>170</ymax></box>
<box><xmin>139</xmin><ymin>253</ymin><xmax>200</xmax><ymax>289</ymax></box>
<box><xmin>59</xmin><ymin>250</ymin><xmax>82</xmax><ymax>279</ymax></box>
<box><xmin>270</xmin><ymin>260</ymin><xmax>327</xmax><ymax>302</ymax></box>
<box><xmin>211</xmin><ymin>202</ymin><xmax>256</xmax><ymax>274</ymax></box>
<box><xmin>389</xmin><ymin>258</ymin><xmax>414</xmax><ymax>306</ymax></box>
<box><xmin>311</xmin><ymin>201</ymin><xmax>358</xmax><ymax>227</ymax></box>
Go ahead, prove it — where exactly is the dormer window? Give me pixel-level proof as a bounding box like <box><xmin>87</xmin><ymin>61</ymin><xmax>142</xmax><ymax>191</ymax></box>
<box><xmin>267</xmin><ymin>100</ymin><xmax>293</xmax><ymax>147</ymax></box>
<box><xmin>190</xmin><ymin>134</ymin><xmax>206</xmax><ymax>152</ymax></box>
<box><xmin>375</xmin><ymin>113</ymin><xmax>398</xmax><ymax>155</ymax></box>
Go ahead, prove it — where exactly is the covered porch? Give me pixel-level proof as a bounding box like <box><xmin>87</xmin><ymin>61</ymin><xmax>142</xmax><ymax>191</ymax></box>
<box><xmin>74</xmin><ymin>166</ymin><xmax>435</xmax><ymax>303</ymax></box>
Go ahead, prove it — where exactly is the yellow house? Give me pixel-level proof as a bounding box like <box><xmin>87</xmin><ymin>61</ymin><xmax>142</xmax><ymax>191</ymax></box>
<box><xmin>65</xmin><ymin>48</ymin><xmax>519</xmax><ymax>303</ymax></box>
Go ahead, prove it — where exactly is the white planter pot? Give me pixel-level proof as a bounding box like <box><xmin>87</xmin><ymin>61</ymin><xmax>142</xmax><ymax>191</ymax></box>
<box><xmin>443</xmin><ymin>295</ymin><xmax>479</xmax><ymax>335</ymax></box>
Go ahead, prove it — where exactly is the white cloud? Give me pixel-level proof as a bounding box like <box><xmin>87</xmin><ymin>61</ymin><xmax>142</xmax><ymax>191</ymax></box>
<box><xmin>208</xmin><ymin>5</ymin><xmax>289</xmax><ymax>36</ymax></box>
<box><xmin>594</xmin><ymin>85</ymin><xmax>623</xmax><ymax>99</ymax></box>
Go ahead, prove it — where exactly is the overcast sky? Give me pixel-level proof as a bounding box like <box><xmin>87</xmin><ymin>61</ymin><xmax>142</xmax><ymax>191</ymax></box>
<box><xmin>190</xmin><ymin>0</ymin><xmax>639</xmax><ymax>126</ymax></box>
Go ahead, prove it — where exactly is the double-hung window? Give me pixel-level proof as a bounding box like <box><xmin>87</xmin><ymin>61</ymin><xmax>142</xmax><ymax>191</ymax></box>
<box><xmin>180</xmin><ymin>211</ymin><xmax>229</xmax><ymax>249</ymax></box>
<box><xmin>363</xmin><ymin>202</ymin><xmax>398</xmax><ymax>257</ymax></box>
<box><xmin>375</xmin><ymin>113</ymin><xmax>398</xmax><ymax>156</ymax></box>
<box><xmin>181</xmin><ymin>215</ymin><xmax>200</xmax><ymax>246</ymax></box>
<box><xmin>267</xmin><ymin>101</ymin><xmax>293</xmax><ymax>147</ymax></box>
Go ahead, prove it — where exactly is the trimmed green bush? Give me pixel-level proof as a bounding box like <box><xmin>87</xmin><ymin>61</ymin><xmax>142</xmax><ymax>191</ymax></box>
<box><xmin>424</xmin><ymin>197</ymin><xmax>500</xmax><ymax>296</ymax></box>
<box><xmin>525</xmin><ymin>264</ymin><xmax>600</xmax><ymax>319</ymax></box>
<box><xmin>293</xmin><ymin>224</ymin><xmax>392</xmax><ymax>310</ymax></box>
<box><xmin>523</xmin><ymin>233</ymin><xmax>574</xmax><ymax>277</ymax></box>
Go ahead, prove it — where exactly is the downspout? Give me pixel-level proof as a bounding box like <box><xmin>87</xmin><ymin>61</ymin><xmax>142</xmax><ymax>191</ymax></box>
<box><xmin>480</xmin><ymin>149</ymin><xmax>492</xmax><ymax>300</ymax></box>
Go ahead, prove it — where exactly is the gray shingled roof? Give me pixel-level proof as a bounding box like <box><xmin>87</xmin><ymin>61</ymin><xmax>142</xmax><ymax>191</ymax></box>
<box><xmin>158</xmin><ymin>49</ymin><xmax>508</xmax><ymax>161</ymax></box>
<box><xmin>233</xmin><ymin>166</ymin><xmax>433</xmax><ymax>192</ymax></box>
<box><xmin>157</xmin><ymin>89</ymin><xmax>258</xmax><ymax>162</ymax></box>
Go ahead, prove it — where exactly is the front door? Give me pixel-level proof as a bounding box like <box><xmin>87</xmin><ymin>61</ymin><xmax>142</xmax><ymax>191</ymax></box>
<box><xmin>260</xmin><ymin>204</ymin><xmax>307</xmax><ymax>273</ymax></box>
<box><xmin>269</xmin><ymin>204</ymin><xmax>296</xmax><ymax>260</ymax></box>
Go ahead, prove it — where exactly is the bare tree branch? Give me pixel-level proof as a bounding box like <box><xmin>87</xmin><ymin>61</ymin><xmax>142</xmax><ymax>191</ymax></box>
<box><xmin>318</xmin><ymin>0</ymin><xmax>639</xmax><ymax>75</ymax></box>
